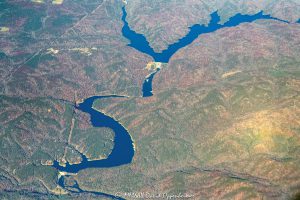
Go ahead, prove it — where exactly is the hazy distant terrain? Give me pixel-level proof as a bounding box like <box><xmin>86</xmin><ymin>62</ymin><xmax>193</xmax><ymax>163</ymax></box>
<box><xmin>0</xmin><ymin>0</ymin><xmax>299</xmax><ymax>199</ymax></box>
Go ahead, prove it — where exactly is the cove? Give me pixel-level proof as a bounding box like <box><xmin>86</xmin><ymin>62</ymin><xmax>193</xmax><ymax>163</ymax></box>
<box><xmin>122</xmin><ymin>7</ymin><xmax>287</xmax><ymax>63</ymax></box>
<box><xmin>52</xmin><ymin>95</ymin><xmax>134</xmax><ymax>173</ymax></box>
<box><xmin>142</xmin><ymin>68</ymin><xmax>160</xmax><ymax>97</ymax></box>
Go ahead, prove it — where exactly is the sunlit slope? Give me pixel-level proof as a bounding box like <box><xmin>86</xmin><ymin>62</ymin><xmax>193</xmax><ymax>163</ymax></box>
<box><xmin>86</xmin><ymin>63</ymin><xmax>300</xmax><ymax>199</ymax></box>
<box><xmin>79</xmin><ymin>22</ymin><xmax>300</xmax><ymax>199</ymax></box>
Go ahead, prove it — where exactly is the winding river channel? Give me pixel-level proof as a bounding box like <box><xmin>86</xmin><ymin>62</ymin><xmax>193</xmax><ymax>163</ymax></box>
<box><xmin>53</xmin><ymin>95</ymin><xmax>134</xmax><ymax>173</ymax></box>
<box><xmin>52</xmin><ymin>5</ymin><xmax>288</xmax><ymax>199</ymax></box>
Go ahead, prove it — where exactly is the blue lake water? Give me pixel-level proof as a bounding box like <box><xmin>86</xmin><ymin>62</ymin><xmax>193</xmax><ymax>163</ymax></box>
<box><xmin>53</xmin><ymin>95</ymin><xmax>132</xmax><ymax>198</ymax></box>
<box><xmin>122</xmin><ymin>7</ymin><xmax>287</xmax><ymax>63</ymax></box>
<box><xmin>122</xmin><ymin>7</ymin><xmax>287</xmax><ymax>97</ymax></box>
<box><xmin>52</xmin><ymin>95</ymin><xmax>134</xmax><ymax>174</ymax></box>
<box><xmin>142</xmin><ymin>68</ymin><xmax>160</xmax><ymax>97</ymax></box>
